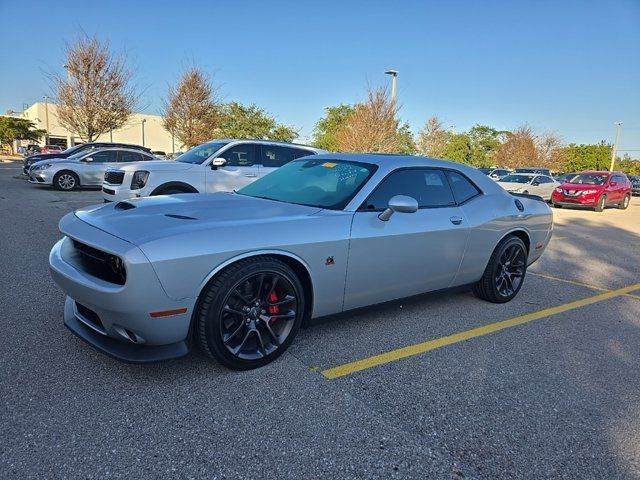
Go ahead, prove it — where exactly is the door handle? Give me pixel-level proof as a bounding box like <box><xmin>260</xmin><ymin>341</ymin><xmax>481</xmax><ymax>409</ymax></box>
<box><xmin>244</xmin><ymin>173</ymin><xmax>258</xmax><ymax>178</ymax></box>
<box><xmin>449</xmin><ymin>216</ymin><xmax>463</xmax><ymax>225</ymax></box>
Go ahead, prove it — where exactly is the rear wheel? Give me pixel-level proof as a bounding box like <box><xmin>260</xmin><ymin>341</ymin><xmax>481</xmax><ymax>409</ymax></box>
<box><xmin>53</xmin><ymin>171</ymin><xmax>79</xmax><ymax>191</ymax></box>
<box><xmin>473</xmin><ymin>235</ymin><xmax>528</xmax><ymax>303</ymax></box>
<box><xmin>618</xmin><ymin>194</ymin><xmax>631</xmax><ymax>210</ymax></box>
<box><xmin>196</xmin><ymin>256</ymin><xmax>305</xmax><ymax>370</ymax></box>
<box><xmin>595</xmin><ymin>195</ymin><xmax>606</xmax><ymax>212</ymax></box>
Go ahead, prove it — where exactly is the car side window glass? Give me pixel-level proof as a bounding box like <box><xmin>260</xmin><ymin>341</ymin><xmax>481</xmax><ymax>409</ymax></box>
<box><xmin>364</xmin><ymin>169</ymin><xmax>455</xmax><ymax>210</ymax></box>
<box><xmin>446</xmin><ymin>171</ymin><xmax>481</xmax><ymax>204</ymax></box>
<box><xmin>88</xmin><ymin>151</ymin><xmax>117</xmax><ymax>163</ymax></box>
<box><xmin>260</xmin><ymin>146</ymin><xmax>295</xmax><ymax>167</ymax></box>
<box><xmin>293</xmin><ymin>148</ymin><xmax>313</xmax><ymax>159</ymax></box>
<box><xmin>119</xmin><ymin>151</ymin><xmax>143</xmax><ymax>163</ymax></box>
<box><xmin>218</xmin><ymin>144</ymin><xmax>256</xmax><ymax>166</ymax></box>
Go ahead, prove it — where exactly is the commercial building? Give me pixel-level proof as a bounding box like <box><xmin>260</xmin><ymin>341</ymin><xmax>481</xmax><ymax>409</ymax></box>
<box><xmin>17</xmin><ymin>102</ymin><xmax>179</xmax><ymax>153</ymax></box>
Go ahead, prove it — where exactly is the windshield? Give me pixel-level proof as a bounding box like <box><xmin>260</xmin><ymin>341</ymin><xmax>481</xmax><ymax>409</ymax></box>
<box><xmin>60</xmin><ymin>144</ymin><xmax>85</xmax><ymax>156</ymax></box>
<box><xmin>567</xmin><ymin>174</ymin><xmax>608</xmax><ymax>185</ymax></box>
<box><xmin>67</xmin><ymin>150</ymin><xmax>90</xmax><ymax>160</ymax></box>
<box><xmin>177</xmin><ymin>142</ymin><xmax>230</xmax><ymax>164</ymax></box>
<box><xmin>499</xmin><ymin>174</ymin><xmax>533</xmax><ymax>184</ymax></box>
<box><xmin>237</xmin><ymin>159</ymin><xmax>377</xmax><ymax>210</ymax></box>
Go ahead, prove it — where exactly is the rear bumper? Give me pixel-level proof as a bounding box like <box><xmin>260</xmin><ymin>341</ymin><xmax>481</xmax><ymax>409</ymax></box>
<box><xmin>64</xmin><ymin>297</ymin><xmax>190</xmax><ymax>363</ymax></box>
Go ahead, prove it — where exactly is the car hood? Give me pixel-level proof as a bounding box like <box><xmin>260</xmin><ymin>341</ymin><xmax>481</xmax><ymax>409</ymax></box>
<box><xmin>498</xmin><ymin>182</ymin><xmax>531</xmax><ymax>190</ymax></box>
<box><xmin>560</xmin><ymin>183</ymin><xmax>604</xmax><ymax>190</ymax></box>
<box><xmin>116</xmin><ymin>160</ymin><xmax>192</xmax><ymax>172</ymax></box>
<box><xmin>25</xmin><ymin>153</ymin><xmax>70</xmax><ymax>163</ymax></box>
<box><xmin>29</xmin><ymin>158</ymin><xmax>76</xmax><ymax>168</ymax></box>
<box><xmin>74</xmin><ymin>193</ymin><xmax>323</xmax><ymax>245</ymax></box>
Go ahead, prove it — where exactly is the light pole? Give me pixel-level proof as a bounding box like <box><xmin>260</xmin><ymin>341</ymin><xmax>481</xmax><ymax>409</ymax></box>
<box><xmin>43</xmin><ymin>95</ymin><xmax>50</xmax><ymax>144</ymax></box>
<box><xmin>609</xmin><ymin>122</ymin><xmax>622</xmax><ymax>172</ymax></box>
<box><xmin>384</xmin><ymin>70</ymin><xmax>398</xmax><ymax>113</ymax></box>
<box><xmin>141</xmin><ymin>118</ymin><xmax>147</xmax><ymax>147</ymax></box>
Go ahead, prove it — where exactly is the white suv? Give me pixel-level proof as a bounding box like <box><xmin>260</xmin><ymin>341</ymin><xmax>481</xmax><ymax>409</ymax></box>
<box><xmin>102</xmin><ymin>139</ymin><xmax>324</xmax><ymax>202</ymax></box>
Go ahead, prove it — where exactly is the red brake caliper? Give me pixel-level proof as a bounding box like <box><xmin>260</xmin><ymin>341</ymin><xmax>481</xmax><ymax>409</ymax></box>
<box><xmin>268</xmin><ymin>290</ymin><xmax>279</xmax><ymax>318</ymax></box>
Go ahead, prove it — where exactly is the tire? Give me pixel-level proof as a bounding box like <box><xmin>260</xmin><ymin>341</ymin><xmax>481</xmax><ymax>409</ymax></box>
<box><xmin>473</xmin><ymin>235</ymin><xmax>528</xmax><ymax>304</ymax></box>
<box><xmin>522</xmin><ymin>190</ymin><xmax>529</xmax><ymax>194</ymax></box>
<box><xmin>595</xmin><ymin>195</ymin><xmax>606</xmax><ymax>212</ymax></box>
<box><xmin>53</xmin><ymin>171</ymin><xmax>79</xmax><ymax>191</ymax></box>
<box><xmin>196</xmin><ymin>256</ymin><xmax>305</xmax><ymax>370</ymax></box>
<box><xmin>552</xmin><ymin>203</ymin><xmax>562</xmax><ymax>208</ymax></box>
<box><xmin>618</xmin><ymin>194</ymin><xmax>631</xmax><ymax>210</ymax></box>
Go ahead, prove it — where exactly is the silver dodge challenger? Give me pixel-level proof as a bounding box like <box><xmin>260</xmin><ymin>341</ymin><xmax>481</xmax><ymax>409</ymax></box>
<box><xmin>49</xmin><ymin>154</ymin><xmax>553</xmax><ymax>369</ymax></box>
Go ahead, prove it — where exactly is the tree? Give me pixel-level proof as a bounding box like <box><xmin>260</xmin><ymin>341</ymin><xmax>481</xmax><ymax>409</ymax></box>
<box><xmin>216</xmin><ymin>102</ymin><xmax>298</xmax><ymax>141</ymax></box>
<box><xmin>51</xmin><ymin>35</ymin><xmax>138</xmax><ymax>142</ymax></box>
<box><xmin>0</xmin><ymin>117</ymin><xmax>45</xmax><ymax>154</ymax></box>
<box><xmin>163</xmin><ymin>67</ymin><xmax>220</xmax><ymax>149</ymax></box>
<box><xmin>416</xmin><ymin>116</ymin><xmax>449</xmax><ymax>158</ymax></box>
<box><xmin>563</xmin><ymin>142</ymin><xmax>612</xmax><ymax>172</ymax></box>
<box><xmin>312</xmin><ymin>105</ymin><xmax>354</xmax><ymax>151</ymax></box>
<box><xmin>334</xmin><ymin>87</ymin><xmax>407</xmax><ymax>153</ymax></box>
<box><xmin>495</xmin><ymin>125</ymin><xmax>538</xmax><ymax>168</ymax></box>
<box><xmin>443</xmin><ymin>133</ymin><xmax>473</xmax><ymax>165</ymax></box>
<box><xmin>536</xmin><ymin>131</ymin><xmax>566</xmax><ymax>172</ymax></box>
<box><xmin>468</xmin><ymin>124</ymin><xmax>504</xmax><ymax>167</ymax></box>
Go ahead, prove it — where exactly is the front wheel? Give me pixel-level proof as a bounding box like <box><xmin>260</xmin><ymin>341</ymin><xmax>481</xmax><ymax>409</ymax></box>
<box><xmin>196</xmin><ymin>256</ymin><xmax>305</xmax><ymax>370</ymax></box>
<box><xmin>53</xmin><ymin>171</ymin><xmax>79</xmax><ymax>191</ymax></box>
<box><xmin>473</xmin><ymin>235</ymin><xmax>528</xmax><ymax>303</ymax></box>
<box><xmin>595</xmin><ymin>195</ymin><xmax>606</xmax><ymax>212</ymax></box>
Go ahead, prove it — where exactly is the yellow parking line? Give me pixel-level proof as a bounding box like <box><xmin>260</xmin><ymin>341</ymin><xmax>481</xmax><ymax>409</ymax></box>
<box><xmin>321</xmin><ymin>282</ymin><xmax>640</xmax><ymax>379</ymax></box>
<box><xmin>529</xmin><ymin>272</ymin><xmax>640</xmax><ymax>300</ymax></box>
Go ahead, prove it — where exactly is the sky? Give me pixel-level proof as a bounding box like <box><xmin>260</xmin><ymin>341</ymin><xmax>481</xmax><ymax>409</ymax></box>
<box><xmin>1</xmin><ymin>0</ymin><xmax>639</xmax><ymax>156</ymax></box>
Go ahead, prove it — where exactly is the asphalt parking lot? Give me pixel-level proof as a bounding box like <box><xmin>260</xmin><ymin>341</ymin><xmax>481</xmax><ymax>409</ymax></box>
<box><xmin>1</xmin><ymin>160</ymin><xmax>639</xmax><ymax>479</ymax></box>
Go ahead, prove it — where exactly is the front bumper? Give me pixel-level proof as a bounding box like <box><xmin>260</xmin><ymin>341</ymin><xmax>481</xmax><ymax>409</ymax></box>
<box><xmin>49</xmin><ymin>217</ymin><xmax>196</xmax><ymax>362</ymax></box>
<box><xmin>551</xmin><ymin>191</ymin><xmax>600</xmax><ymax>206</ymax></box>
<box><xmin>28</xmin><ymin>169</ymin><xmax>54</xmax><ymax>185</ymax></box>
<box><xmin>102</xmin><ymin>182</ymin><xmax>145</xmax><ymax>203</ymax></box>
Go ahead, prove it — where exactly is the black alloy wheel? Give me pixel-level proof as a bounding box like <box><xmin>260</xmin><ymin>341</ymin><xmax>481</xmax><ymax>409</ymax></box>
<box><xmin>196</xmin><ymin>256</ymin><xmax>304</xmax><ymax>370</ymax></box>
<box><xmin>473</xmin><ymin>235</ymin><xmax>528</xmax><ymax>303</ymax></box>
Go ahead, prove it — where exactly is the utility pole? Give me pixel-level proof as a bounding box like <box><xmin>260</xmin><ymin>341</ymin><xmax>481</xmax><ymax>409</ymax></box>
<box><xmin>43</xmin><ymin>95</ymin><xmax>50</xmax><ymax>144</ymax></box>
<box><xmin>610</xmin><ymin>122</ymin><xmax>622</xmax><ymax>172</ymax></box>
<box><xmin>141</xmin><ymin>118</ymin><xmax>146</xmax><ymax>147</ymax></box>
<box><xmin>384</xmin><ymin>70</ymin><xmax>398</xmax><ymax>113</ymax></box>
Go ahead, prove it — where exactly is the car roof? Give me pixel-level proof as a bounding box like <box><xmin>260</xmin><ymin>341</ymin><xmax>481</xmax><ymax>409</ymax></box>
<box><xmin>580</xmin><ymin>171</ymin><xmax>613</xmax><ymax>175</ymax></box>
<box><xmin>203</xmin><ymin>138</ymin><xmax>325</xmax><ymax>152</ymax></box>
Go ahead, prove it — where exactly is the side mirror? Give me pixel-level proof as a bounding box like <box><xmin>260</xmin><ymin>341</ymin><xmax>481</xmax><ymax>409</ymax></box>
<box><xmin>532</xmin><ymin>181</ymin><xmax>540</xmax><ymax>186</ymax></box>
<box><xmin>211</xmin><ymin>157</ymin><xmax>227</xmax><ymax>170</ymax></box>
<box><xmin>609</xmin><ymin>181</ymin><xmax>617</xmax><ymax>187</ymax></box>
<box><xmin>84</xmin><ymin>157</ymin><xmax>93</xmax><ymax>163</ymax></box>
<box><xmin>378</xmin><ymin>195</ymin><xmax>419</xmax><ymax>221</ymax></box>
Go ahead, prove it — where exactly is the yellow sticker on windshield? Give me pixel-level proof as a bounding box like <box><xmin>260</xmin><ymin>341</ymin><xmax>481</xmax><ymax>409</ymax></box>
<box><xmin>322</xmin><ymin>162</ymin><xmax>337</xmax><ymax>168</ymax></box>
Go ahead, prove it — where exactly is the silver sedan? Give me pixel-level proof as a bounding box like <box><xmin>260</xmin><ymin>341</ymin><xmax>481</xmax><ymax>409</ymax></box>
<box><xmin>49</xmin><ymin>154</ymin><xmax>553</xmax><ymax>369</ymax></box>
<box><xmin>28</xmin><ymin>148</ymin><xmax>158</xmax><ymax>191</ymax></box>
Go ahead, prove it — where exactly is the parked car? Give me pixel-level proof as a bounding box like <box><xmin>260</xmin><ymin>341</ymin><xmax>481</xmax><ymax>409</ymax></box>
<box><xmin>28</xmin><ymin>148</ymin><xmax>158</xmax><ymax>191</ymax></box>
<box><xmin>50</xmin><ymin>154</ymin><xmax>552</xmax><ymax>369</ymax></box>
<box><xmin>514</xmin><ymin>167</ymin><xmax>552</xmax><ymax>176</ymax></box>
<box><xmin>497</xmin><ymin>173</ymin><xmax>559</xmax><ymax>200</ymax></box>
<box><xmin>487</xmin><ymin>168</ymin><xmax>511</xmax><ymax>180</ymax></box>
<box><xmin>41</xmin><ymin>145</ymin><xmax>64</xmax><ymax>154</ymax></box>
<box><xmin>23</xmin><ymin>141</ymin><xmax>151</xmax><ymax>174</ymax></box>
<box><xmin>101</xmin><ymin>139</ymin><xmax>325</xmax><ymax>202</ymax></box>
<box><xmin>628</xmin><ymin>175</ymin><xmax>640</xmax><ymax>196</ymax></box>
<box><xmin>553</xmin><ymin>172</ymin><xmax>578</xmax><ymax>184</ymax></box>
<box><xmin>151</xmin><ymin>150</ymin><xmax>168</xmax><ymax>160</ymax></box>
<box><xmin>24</xmin><ymin>144</ymin><xmax>41</xmax><ymax>156</ymax></box>
<box><xmin>551</xmin><ymin>171</ymin><xmax>632</xmax><ymax>211</ymax></box>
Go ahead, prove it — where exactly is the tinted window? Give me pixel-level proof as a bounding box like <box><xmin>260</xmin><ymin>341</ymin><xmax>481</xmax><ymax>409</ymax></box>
<box><xmin>119</xmin><ymin>151</ymin><xmax>143</xmax><ymax>163</ymax></box>
<box><xmin>218</xmin><ymin>144</ymin><xmax>256</xmax><ymax>166</ymax></box>
<box><xmin>88</xmin><ymin>150</ymin><xmax>118</xmax><ymax>163</ymax></box>
<box><xmin>364</xmin><ymin>169</ymin><xmax>455</xmax><ymax>210</ymax></box>
<box><xmin>539</xmin><ymin>176</ymin><xmax>554</xmax><ymax>184</ymax></box>
<box><xmin>177</xmin><ymin>141</ymin><xmax>230</xmax><ymax>164</ymax></box>
<box><xmin>446</xmin><ymin>171</ymin><xmax>481</xmax><ymax>203</ymax></box>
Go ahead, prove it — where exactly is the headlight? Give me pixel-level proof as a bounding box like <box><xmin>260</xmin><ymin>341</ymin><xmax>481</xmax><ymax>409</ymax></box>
<box><xmin>130</xmin><ymin>170</ymin><xmax>149</xmax><ymax>190</ymax></box>
<box><xmin>32</xmin><ymin>163</ymin><xmax>53</xmax><ymax>170</ymax></box>
<box><xmin>555</xmin><ymin>187</ymin><xmax>563</xmax><ymax>192</ymax></box>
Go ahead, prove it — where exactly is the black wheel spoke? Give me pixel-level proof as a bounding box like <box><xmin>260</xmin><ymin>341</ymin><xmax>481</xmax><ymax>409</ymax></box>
<box><xmin>231</xmin><ymin>289</ymin><xmax>252</xmax><ymax>305</ymax></box>
<box><xmin>270</xmin><ymin>312</ymin><xmax>296</xmax><ymax>320</ymax></box>
<box><xmin>268</xmin><ymin>294</ymin><xmax>295</xmax><ymax>307</ymax></box>
<box><xmin>232</xmin><ymin>329</ymin><xmax>253</xmax><ymax>355</ymax></box>
<box><xmin>223</xmin><ymin>306</ymin><xmax>245</xmax><ymax>316</ymax></box>
<box><xmin>268</xmin><ymin>276</ymin><xmax>280</xmax><ymax>297</ymax></box>
<box><xmin>263</xmin><ymin>322</ymin><xmax>281</xmax><ymax>346</ymax></box>
<box><xmin>253</xmin><ymin>273</ymin><xmax>266</xmax><ymax>302</ymax></box>
<box><xmin>255</xmin><ymin>330</ymin><xmax>267</xmax><ymax>357</ymax></box>
<box><xmin>224</xmin><ymin>321</ymin><xmax>245</xmax><ymax>345</ymax></box>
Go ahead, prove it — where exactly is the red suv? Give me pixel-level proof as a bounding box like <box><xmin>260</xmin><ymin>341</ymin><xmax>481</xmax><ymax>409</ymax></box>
<box><xmin>40</xmin><ymin>145</ymin><xmax>64</xmax><ymax>154</ymax></box>
<box><xmin>552</xmin><ymin>171</ymin><xmax>632</xmax><ymax>211</ymax></box>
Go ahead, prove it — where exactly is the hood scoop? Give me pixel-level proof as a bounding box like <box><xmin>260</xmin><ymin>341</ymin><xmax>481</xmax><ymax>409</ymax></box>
<box><xmin>165</xmin><ymin>214</ymin><xmax>198</xmax><ymax>220</ymax></box>
<box><xmin>115</xmin><ymin>201</ymin><xmax>136</xmax><ymax>211</ymax></box>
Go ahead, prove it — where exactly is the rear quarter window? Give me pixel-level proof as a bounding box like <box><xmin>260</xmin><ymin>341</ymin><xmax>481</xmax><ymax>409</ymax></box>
<box><xmin>446</xmin><ymin>171</ymin><xmax>481</xmax><ymax>204</ymax></box>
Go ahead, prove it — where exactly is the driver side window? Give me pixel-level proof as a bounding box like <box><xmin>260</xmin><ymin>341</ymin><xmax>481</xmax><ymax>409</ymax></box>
<box><xmin>88</xmin><ymin>150</ymin><xmax>117</xmax><ymax>163</ymax></box>
<box><xmin>217</xmin><ymin>144</ymin><xmax>256</xmax><ymax>166</ymax></box>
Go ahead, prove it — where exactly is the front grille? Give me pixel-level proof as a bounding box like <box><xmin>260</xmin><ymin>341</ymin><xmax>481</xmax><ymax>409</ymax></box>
<box><xmin>104</xmin><ymin>171</ymin><xmax>125</xmax><ymax>185</ymax></box>
<box><xmin>72</xmin><ymin>239</ymin><xmax>127</xmax><ymax>285</ymax></box>
<box><xmin>75</xmin><ymin>302</ymin><xmax>105</xmax><ymax>331</ymax></box>
<box><xmin>563</xmin><ymin>190</ymin><xmax>580</xmax><ymax>196</ymax></box>
<box><xmin>102</xmin><ymin>187</ymin><xmax>115</xmax><ymax>195</ymax></box>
